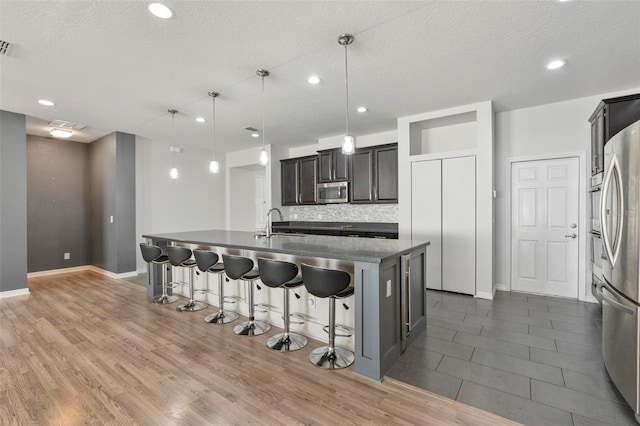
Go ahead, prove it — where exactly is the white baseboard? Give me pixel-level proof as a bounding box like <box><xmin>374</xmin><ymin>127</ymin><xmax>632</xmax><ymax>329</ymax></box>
<box><xmin>28</xmin><ymin>266</ymin><xmax>90</xmax><ymax>277</ymax></box>
<box><xmin>475</xmin><ymin>291</ymin><xmax>494</xmax><ymax>300</ymax></box>
<box><xmin>0</xmin><ymin>288</ymin><xmax>30</xmax><ymax>299</ymax></box>
<box><xmin>27</xmin><ymin>265</ymin><xmax>137</xmax><ymax>280</ymax></box>
<box><xmin>495</xmin><ymin>283</ymin><xmax>508</xmax><ymax>292</ymax></box>
<box><xmin>88</xmin><ymin>266</ymin><xmax>138</xmax><ymax>279</ymax></box>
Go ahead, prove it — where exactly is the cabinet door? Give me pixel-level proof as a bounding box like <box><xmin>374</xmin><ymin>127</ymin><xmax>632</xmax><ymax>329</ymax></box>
<box><xmin>318</xmin><ymin>151</ymin><xmax>332</xmax><ymax>183</ymax></box>
<box><xmin>281</xmin><ymin>160</ymin><xmax>299</xmax><ymax>206</ymax></box>
<box><xmin>350</xmin><ymin>149</ymin><xmax>374</xmax><ymax>203</ymax></box>
<box><xmin>411</xmin><ymin>160</ymin><xmax>442</xmax><ymax>291</ymax></box>
<box><xmin>333</xmin><ymin>150</ymin><xmax>350</xmax><ymax>182</ymax></box>
<box><xmin>374</xmin><ymin>145</ymin><xmax>398</xmax><ymax>202</ymax></box>
<box><xmin>442</xmin><ymin>156</ymin><xmax>476</xmax><ymax>295</ymax></box>
<box><xmin>299</xmin><ymin>157</ymin><xmax>318</xmax><ymax>204</ymax></box>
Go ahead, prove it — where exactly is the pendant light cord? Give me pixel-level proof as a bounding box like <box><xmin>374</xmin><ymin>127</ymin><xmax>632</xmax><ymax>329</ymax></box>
<box><xmin>261</xmin><ymin>74</ymin><xmax>266</xmax><ymax>150</ymax></box>
<box><xmin>344</xmin><ymin>42</ymin><xmax>350</xmax><ymax>136</ymax></box>
<box><xmin>211</xmin><ymin>95</ymin><xmax>216</xmax><ymax>161</ymax></box>
<box><xmin>170</xmin><ymin>110</ymin><xmax>176</xmax><ymax>167</ymax></box>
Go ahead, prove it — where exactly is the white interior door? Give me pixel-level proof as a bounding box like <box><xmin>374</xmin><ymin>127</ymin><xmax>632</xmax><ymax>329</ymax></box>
<box><xmin>412</xmin><ymin>160</ymin><xmax>442</xmax><ymax>290</ymax></box>
<box><xmin>511</xmin><ymin>157</ymin><xmax>579</xmax><ymax>298</ymax></box>
<box><xmin>255</xmin><ymin>175</ymin><xmax>267</xmax><ymax>230</ymax></box>
<box><xmin>442</xmin><ymin>156</ymin><xmax>476</xmax><ymax>295</ymax></box>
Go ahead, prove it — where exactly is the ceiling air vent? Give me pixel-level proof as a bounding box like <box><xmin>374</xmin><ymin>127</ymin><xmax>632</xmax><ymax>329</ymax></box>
<box><xmin>49</xmin><ymin>119</ymin><xmax>87</xmax><ymax>130</ymax></box>
<box><xmin>243</xmin><ymin>126</ymin><xmax>259</xmax><ymax>132</ymax></box>
<box><xmin>0</xmin><ymin>41</ymin><xmax>10</xmax><ymax>55</ymax></box>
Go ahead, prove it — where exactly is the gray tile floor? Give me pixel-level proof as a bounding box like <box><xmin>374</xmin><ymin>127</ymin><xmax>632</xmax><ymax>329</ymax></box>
<box><xmin>388</xmin><ymin>290</ymin><xmax>638</xmax><ymax>425</ymax></box>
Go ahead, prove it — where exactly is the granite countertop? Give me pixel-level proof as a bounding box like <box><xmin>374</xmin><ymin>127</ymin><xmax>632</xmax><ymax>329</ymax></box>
<box><xmin>271</xmin><ymin>221</ymin><xmax>398</xmax><ymax>234</ymax></box>
<box><xmin>143</xmin><ymin>229</ymin><xmax>427</xmax><ymax>264</ymax></box>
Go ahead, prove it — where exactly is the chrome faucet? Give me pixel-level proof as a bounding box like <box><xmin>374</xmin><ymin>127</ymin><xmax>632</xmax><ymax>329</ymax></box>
<box><xmin>265</xmin><ymin>207</ymin><xmax>283</xmax><ymax>238</ymax></box>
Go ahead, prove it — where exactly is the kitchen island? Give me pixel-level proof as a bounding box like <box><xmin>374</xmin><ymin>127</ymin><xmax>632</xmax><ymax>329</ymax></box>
<box><xmin>142</xmin><ymin>229</ymin><xmax>428</xmax><ymax>381</ymax></box>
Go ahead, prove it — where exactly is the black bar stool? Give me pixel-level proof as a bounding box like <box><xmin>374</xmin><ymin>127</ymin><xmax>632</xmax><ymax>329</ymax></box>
<box><xmin>301</xmin><ymin>263</ymin><xmax>355</xmax><ymax>369</ymax></box>
<box><xmin>139</xmin><ymin>243</ymin><xmax>179</xmax><ymax>304</ymax></box>
<box><xmin>258</xmin><ymin>258</ymin><xmax>307</xmax><ymax>351</ymax></box>
<box><xmin>167</xmin><ymin>246</ymin><xmax>208</xmax><ymax>312</ymax></box>
<box><xmin>222</xmin><ymin>254</ymin><xmax>270</xmax><ymax>336</ymax></box>
<box><xmin>193</xmin><ymin>250</ymin><xmax>239</xmax><ymax>324</ymax></box>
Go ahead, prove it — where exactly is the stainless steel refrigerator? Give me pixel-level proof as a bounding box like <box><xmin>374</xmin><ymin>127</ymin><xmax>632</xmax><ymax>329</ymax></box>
<box><xmin>601</xmin><ymin>118</ymin><xmax>640</xmax><ymax>423</ymax></box>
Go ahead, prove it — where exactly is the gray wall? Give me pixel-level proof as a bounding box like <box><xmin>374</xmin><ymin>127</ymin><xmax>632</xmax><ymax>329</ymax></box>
<box><xmin>89</xmin><ymin>132</ymin><xmax>136</xmax><ymax>274</ymax></box>
<box><xmin>27</xmin><ymin>136</ymin><xmax>89</xmax><ymax>272</ymax></box>
<box><xmin>0</xmin><ymin>110</ymin><xmax>27</xmax><ymax>292</ymax></box>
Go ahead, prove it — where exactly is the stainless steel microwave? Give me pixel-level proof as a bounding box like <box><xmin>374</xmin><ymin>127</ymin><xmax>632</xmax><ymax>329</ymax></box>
<box><xmin>317</xmin><ymin>181</ymin><xmax>349</xmax><ymax>203</ymax></box>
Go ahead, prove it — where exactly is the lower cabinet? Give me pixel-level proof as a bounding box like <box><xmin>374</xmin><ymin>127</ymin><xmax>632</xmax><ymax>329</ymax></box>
<box><xmin>411</xmin><ymin>156</ymin><xmax>476</xmax><ymax>295</ymax></box>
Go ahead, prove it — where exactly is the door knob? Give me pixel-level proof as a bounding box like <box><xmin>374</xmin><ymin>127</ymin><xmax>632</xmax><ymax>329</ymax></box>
<box><xmin>570</xmin><ymin>223</ymin><xmax>577</xmax><ymax>228</ymax></box>
<box><xmin>565</xmin><ymin>233</ymin><xmax>577</xmax><ymax>239</ymax></box>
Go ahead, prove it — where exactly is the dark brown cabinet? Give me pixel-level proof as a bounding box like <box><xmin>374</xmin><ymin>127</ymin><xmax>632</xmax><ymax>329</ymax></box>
<box><xmin>280</xmin><ymin>156</ymin><xmax>318</xmax><ymax>205</ymax></box>
<box><xmin>589</xmin><ymin>94</ymin><xmax>640</xmax><ymax>179</ymax></box>
<box><xmin>318</xmin><ymin>149</ymin><xmax>350</xmax><ymax>183</ymax></box>
<box><xmin>350</xmin><ymin>143</ymin><xmax>398</xmax><ymax>204</ymax></box>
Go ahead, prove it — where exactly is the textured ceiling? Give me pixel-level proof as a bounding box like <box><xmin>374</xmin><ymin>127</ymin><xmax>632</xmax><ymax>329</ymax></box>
<box><xmin>1</xmin><ymin>1</ymin><xmax>639</xmax><ymax>151</ymax></box>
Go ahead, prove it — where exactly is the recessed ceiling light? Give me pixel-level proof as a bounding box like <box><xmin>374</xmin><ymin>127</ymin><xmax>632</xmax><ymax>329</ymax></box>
<box><xmin>38</xmin><ymin>99</ymin><xmax>55</xmax><ymax>106</ymax></box>
<box><xmin>196</xmin><ymin>117</ymin><xmax>206</xmax><ymax>123</ymax></box>
<box><xmin>357</xmin><ymin>106</ymin><xmax>368</xmax><ymax>113</ymax></box>
<box><xmin>251</xmin><ymin>133</ymin><xmax>260</xmax><ymax>138</ymax></box>
<box><xmin>546</xmin><ymin>59</ymin><xmax>567</xmax><ymax>70</ymax></box>
<box><xmin>50</xmin><ymin>128</ymin><xmax>72</xmax><ymax>138</ymax></box>
<box><xmin>307</xmin><ymin>75</ymin><xmax>321</xmax><ymax>85</ymax></box>
<box><xmin>148</xmin><ymin>3</ymin><xmax>173</xmax><ymax>19</ymax></box>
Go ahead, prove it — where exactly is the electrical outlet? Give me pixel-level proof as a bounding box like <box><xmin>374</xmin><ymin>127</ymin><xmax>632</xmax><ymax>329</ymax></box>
<box><xmin>386</xmin><ymin>280</ymin><xmax>392</xmax><ymax>297</ymax></box>
<box><xmin>110</xmin><ymin>216</ymin><xmax>114</xmax><ymax>223</ymax></box>
<box><xmin>64</xmin><ymin>252</ymin><xmax>70</xmax><ymax>260</ymax></box>
<box><xmin>308</xmin><ymin>296</ymin><xmax>316</xmax><ymax>309</ymax></box>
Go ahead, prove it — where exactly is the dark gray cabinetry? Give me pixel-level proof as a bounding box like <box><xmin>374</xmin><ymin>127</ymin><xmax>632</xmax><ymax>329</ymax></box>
<box><xmin>318</xmin><ymin>149</ymin><xmax>350</xmax><ymax>183</ymax></box>
<box><xmin>351</xmin><ymin>143</ymin><xmax>398</xmax><ymax>204</ymax></box>
<box><xmin>280</xmin><ymin>155</ymin><xmax>317</xmax><ymax>205</ymax></box>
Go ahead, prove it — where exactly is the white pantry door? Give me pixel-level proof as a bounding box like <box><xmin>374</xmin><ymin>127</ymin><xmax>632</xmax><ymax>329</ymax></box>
<box><xmin>511</xmin><ymin>157</ymin><xmax>579</xmax><ymax>298</ymax></box>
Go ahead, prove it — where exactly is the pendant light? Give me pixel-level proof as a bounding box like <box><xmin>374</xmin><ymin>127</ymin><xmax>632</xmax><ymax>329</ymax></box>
<box><xmin>168</xmin><ymin>109</ymin><xmax>179</xmax><ymax>179</ymax></box>
<box><xmin>339</xmin><ymin>34</ymin><xmax>355</xmax><ymax>155</ymax></box>
<box><xmin>208</xmin><ymin>91</ymin><xmax>220</xmax><ymax>174</ymax></box>
<box><xmin>257</xmin><ymin>69</ymin><xmax>270</xmax><ymax>166</ymax></box>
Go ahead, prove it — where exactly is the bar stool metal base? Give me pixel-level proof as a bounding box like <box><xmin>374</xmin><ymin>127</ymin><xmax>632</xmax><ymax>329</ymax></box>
<box><xmin>267</xmin><ymin>332</ymin><xmax>307</xmax><ymax>352</ymax></box>
<box><xmin>234</xmin><ymin>320</ymin><xmax>270</xmax><ymax>336</ymax></box>
<box><xmin>176</xmin><ymin>301</ymin><xmax>208</xmax><ymax>312</ymax></box>
<box><xmin>309</xmin><ymin>346</ymin><xmax>354</xmax><ymax>369</ymax></box>
<box><xmin>150</xmin><ymin>295</ymin><xmax>180</xmax><ymax>304</ymax></box>
<box><xmin>204</xmin><ymin>310</ymin><xmax>239</xmax><ymax>324</ymax></box>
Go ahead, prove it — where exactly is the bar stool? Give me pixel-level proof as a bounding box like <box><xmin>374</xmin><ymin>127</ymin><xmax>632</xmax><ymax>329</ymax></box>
<box><xmin>139</xmin><ymin>243</ymin><xmax>179</xmax><ymax>304</ymax></box>
<box><xmin>301</xmin><ymin>263</ymin><xmax>355</xmax><ymax>369</ymax></box>
<box><xmin>258</xmin><ymin>258</ymin><xmax>307</xmax><ymax>351</ymax></box>
<box><xmin>193</xmin><ymin>250</ymin><xmax>239</xmax><ymax>324</ymax></box>
<box><xmin>167</xmin><ymin>246</ymin><xmax>208</xmax><ymax>312</ymax></box>
<box><xmin>222</xmin><ymin>254</ymin><xmax>270</xmax><ymax>336</ymax></box>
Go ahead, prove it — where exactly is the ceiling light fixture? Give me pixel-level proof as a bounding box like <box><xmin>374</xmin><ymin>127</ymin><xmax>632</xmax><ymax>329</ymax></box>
<box><xmin>251</xmin><ymin>133</ymin><xmax>260</xmax><ymax>138</ymax></box>
<box><xmin>208</xmin><ymin>91</ymin><xmax>220</xmax><ymax>174</ymax></box>
<box><xmin>49</xmin><ymin>128</ymin><xmax>72</xmax><ymax>138</ymax></box>
<box><xmin>546</xmin><ymin>59</ymin><xmax>567</xmax><ymax>70</ymax></box>
<box><xmin>307</xmin><ymin>75</ymin><xmax>321</xmax><ymax>85</ymax></box>
<box><xmin>257</xmin><ymin>69</ymin><xmax>270</xmax><ymax>166</ymax></box>
<box><xmin>148</xmin><ymin>3</ymin><xmax>173</xmax><ymax>19</ymax></box>
<box><xmin>339</xmin><ymin>34</ymin><xmax>355</xmax><ymax>155</ymax></box>
<box><xmin>38</xmin><ymin>99</ymin><xmax>55</xmax><ymax>106</ymax></box>
<box><xmin>357</xmin><ymin>106</ymin><xmax>368</xmax><ymax>113</ymax></box>
<box><xmin>196</xmin><ymin>116</ymin><xmax>206</xmax><ymax>123</ymax></box>
<box><xmin>168</xmin><ymin>109</ymin><xmax>179</xmax><ymax>179</ymax></box>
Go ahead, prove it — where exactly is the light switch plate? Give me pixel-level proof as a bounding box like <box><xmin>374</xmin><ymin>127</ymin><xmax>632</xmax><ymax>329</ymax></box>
<box><xmin>386</xmin><ymin>280</ymin><xmax>392</xmax><ymax>297</ymax></box>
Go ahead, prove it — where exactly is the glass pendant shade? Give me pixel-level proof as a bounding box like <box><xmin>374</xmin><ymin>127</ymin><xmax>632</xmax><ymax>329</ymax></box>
<box><xmin>259</xmin><ymin>149</ymin><xmax>269</xmax><ymax>166</ymax></box>
<box><xmin>169</xmin><ymin>167</ymin><xmax>179</xmax><ymax>179</ymax></box>
<box><xmin>342</xmin><ymin>135</ymin><xmax>355</xmax><ymax>154</ymax></box>
<box><xmin>209</xmin><ymin>160</ymin><xmax>220</xmax><ymax>174</ymax></box>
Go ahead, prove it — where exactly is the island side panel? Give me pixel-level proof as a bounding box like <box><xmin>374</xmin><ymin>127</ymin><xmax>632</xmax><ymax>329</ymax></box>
<box><xmin>354</xmin><ymin>258</ymin><xmax>402</xmax><ymax>381</ymax></box>
<box><xmin>404</xmin><ymin>246</ymin><xmax>427</xmax><ymax>346</ymax></box>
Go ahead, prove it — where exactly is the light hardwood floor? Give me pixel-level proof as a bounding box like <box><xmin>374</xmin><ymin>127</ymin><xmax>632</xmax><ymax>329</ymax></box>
<box><xmin>0</xmin><ymin>271</ymin><xmax>519</xmax><ymax>425</ymax></box>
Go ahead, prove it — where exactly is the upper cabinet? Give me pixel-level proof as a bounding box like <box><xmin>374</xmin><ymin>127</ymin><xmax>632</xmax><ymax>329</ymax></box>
<box><xmin>318</xmin><ymin>149</ymin><xmax>350</xmax><ymax>183</ymax></box>
<box><xmin>351</xmin><ymin>143</ymin><xmax>398</xmax><ymax>204</ymax></box>
<box><xmin>280</xmin><ymin>155</ymin><xmax>318</xmax><ymax>206</ymax></box>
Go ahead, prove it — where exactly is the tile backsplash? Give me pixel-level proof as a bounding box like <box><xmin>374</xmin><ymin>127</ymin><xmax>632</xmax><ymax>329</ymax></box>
<box><xmin>289</xmin><ymin>204</ymin><xmax>398</xmax><ymax>222</ymax></box>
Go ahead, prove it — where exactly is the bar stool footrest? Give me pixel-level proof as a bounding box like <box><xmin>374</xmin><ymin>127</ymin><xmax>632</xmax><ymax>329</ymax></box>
<box><xmin>254</xmin><ymin>303</ymin><xmax>276</xmax><ymax>313</ymax></box>
<box><xmin>287</xmin><ymin>312</ymin><xmax>308</xmax><ymax>325</ymax></box>
<box><xmin>322</xmin><ymin>324</ymin><xmax>354</xmax><ymax>338</ymax></box>
<box><xmin>223</xmin><ymin>295</ymin><xmax>241</xmax><ymax>304</ymax></box>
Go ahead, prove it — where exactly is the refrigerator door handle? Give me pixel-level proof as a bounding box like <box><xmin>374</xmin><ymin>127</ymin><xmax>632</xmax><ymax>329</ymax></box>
<box><xmin>601</xmin><ymin>155</ymin><xmax>623</xmax><ymax>269</ymax></box>
<box><xmin>600</xmin><ymin>281</ymin><xmax>635</xmax><ymax>316</ymax></box>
